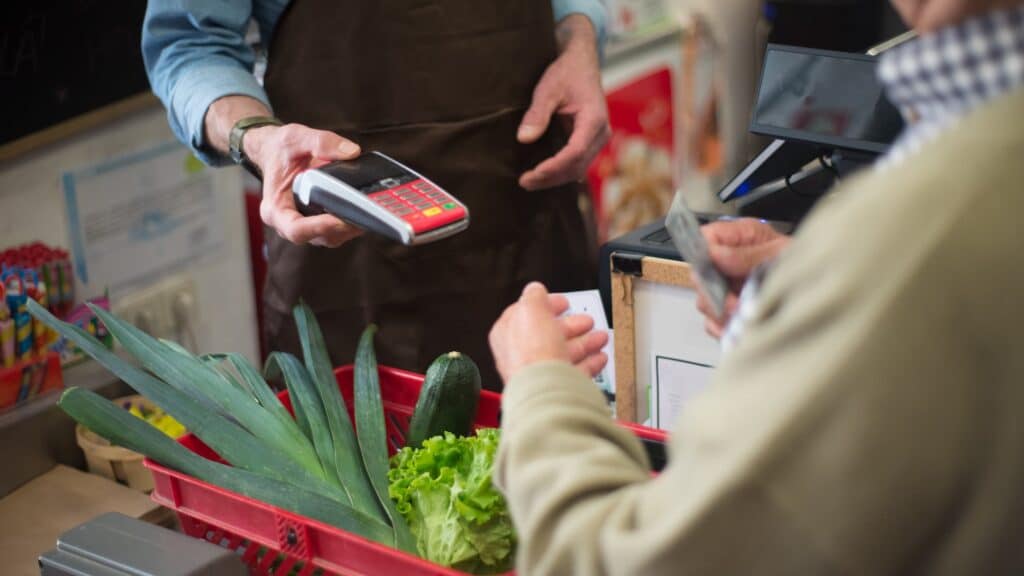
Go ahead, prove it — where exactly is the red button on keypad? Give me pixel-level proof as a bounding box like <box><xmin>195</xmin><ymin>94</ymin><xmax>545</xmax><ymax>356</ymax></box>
<box><xmin>371</xmin><ymin>180</ymin><xmax>465</xmax><ymax>234</ymax></box>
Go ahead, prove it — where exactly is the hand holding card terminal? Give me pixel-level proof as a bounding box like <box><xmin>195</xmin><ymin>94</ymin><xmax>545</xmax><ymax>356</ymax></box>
<box><xmin>292</xmin><ymin>152</ymin><xmax>470</xmax><ymax>246</ymax></box>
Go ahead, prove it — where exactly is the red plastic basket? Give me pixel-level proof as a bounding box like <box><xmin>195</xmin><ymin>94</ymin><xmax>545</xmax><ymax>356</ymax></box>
<box><xmin>146</xmin><ymin>365</ymin><xmax>667</xmax><ymax>575</ymax></box>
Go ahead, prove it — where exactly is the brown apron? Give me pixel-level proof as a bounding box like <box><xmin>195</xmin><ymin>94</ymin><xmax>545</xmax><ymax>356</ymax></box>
<box><xmin>262</xmin><ymin>0</ymin><xmax>596</xmax><ymax>389</ymax></box>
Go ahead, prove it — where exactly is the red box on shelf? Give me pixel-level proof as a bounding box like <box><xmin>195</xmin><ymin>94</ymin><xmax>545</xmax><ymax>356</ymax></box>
<box><xmin>146</xmin><ymin>365</ymin><xmax>667</xmax><ymax>575</ymax></box>
<box><xmin>0</xmin><ymin>352</ymin><xmax>63</xmax><ymax>410</ymax></box>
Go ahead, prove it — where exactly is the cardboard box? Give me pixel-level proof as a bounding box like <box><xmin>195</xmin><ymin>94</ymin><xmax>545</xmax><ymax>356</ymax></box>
<box><xmin>0</xmin><ymin>465</ymin><xmax>172</xmax><ymax>576</ymax></box>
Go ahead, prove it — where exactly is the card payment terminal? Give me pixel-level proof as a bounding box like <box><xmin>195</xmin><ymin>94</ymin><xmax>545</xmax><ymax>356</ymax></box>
<box><xmin>292</xmin><ymin>152</ymin><xmax>470</xmax><ymax>245</ymax></box>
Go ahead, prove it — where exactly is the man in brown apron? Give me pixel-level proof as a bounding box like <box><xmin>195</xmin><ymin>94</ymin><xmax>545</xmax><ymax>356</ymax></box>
<box><xmin>190</xmin><ymin>1</ymin><xmax>607</xmax><ymax>389</ymax></box>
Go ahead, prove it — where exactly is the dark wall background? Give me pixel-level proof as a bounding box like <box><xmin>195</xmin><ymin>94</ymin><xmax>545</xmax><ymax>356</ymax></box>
<box><xmin>767</xmin><ymin>0</ymin><xmax>908</xmax><ymax>52</ymax></box>
<box><xmin>1</xmin><ymin>2</ymin><xmax>150</xmax><ymax>147</ymax></box>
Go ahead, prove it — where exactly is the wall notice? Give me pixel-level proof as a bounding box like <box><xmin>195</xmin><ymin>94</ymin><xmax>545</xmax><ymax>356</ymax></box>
<box><xmin>63</xmin><ymin>141</ymin><xmax>223</xmax><ymax>298</ymax></box>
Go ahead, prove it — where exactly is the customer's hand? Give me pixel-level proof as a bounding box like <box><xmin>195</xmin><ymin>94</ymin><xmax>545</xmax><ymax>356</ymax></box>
<box><xmin>245</xmin><ymin>123</ymin><xmax>365</xmax><ymax>247</ymax></box>
<box><xmin>698</xmin><ymin>219</ymin><xmax>791</xmax><ymax>338</ymax></box>
<box><xmin>518</xmin><ymin>15</ymin><xmax>610</xmax><ymax>191</ymax></box>
<box><xmin>490</xmin><ymin>283</ymin><xmax>609</xmax><ymax>384</ymax></box>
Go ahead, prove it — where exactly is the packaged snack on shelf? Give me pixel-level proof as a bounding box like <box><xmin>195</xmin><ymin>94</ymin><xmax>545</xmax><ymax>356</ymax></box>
<box><xmin>2</xmin><ymin>273</ymin><xmax>33</xmax><ymax>363</ymax></box>
<box><xmin>0</xmin><ymin>284</ymin><xmax>13</xmax><ymax>368</ymax></box>
<box><xmin>0</xmin><ymin>351</ymin><xmax>63</xmax><ymax>411</ymax></box>
<box><xmin>56</xmin><ymin>296</ymin><xmax>114</xmax><ymax>365</ymax></box>
<box><xmin>0</xmin><ymin>242</ymin><xmax>92</xmax><ymax>365</ymax></box>
<box><xmin>1</xmin><ymin>242</ymin><xmax>76</xmax><ymax>317</ymax></box>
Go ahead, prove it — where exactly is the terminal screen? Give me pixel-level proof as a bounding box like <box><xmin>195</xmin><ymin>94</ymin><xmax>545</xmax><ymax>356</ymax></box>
<box><xmin>321</xmin><ymin>154</ymin><xmax>412</xmax><ymax>192</ymax></box>
<box><xmin>751</xmin><ymin>46</ymin><xmax>904</xmax><ymax>152</ymax></box>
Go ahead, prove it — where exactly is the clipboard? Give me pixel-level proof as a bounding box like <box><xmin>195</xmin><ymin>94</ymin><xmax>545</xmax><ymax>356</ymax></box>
<box><xmin>610</xmin><ymin>251</ymin><xmax>721</xmax><ymax>426</ymax></box>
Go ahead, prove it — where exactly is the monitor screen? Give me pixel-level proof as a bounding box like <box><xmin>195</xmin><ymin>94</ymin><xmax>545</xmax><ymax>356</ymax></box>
<box><xmin>750</xmin><ymin>45</ymin><xmax>904</xmax><ymax>153</ymax></box>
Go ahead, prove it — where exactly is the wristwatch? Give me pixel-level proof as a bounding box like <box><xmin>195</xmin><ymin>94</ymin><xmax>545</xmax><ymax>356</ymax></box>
<box><xmin>228</xmin><ymin>116</ymin><xmax>283</xmax><ymax>177</ymax></box>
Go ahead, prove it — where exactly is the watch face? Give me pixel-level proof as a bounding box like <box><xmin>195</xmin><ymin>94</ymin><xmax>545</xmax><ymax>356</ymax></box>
<box><xmin>229</xmin><ymin>126</ymin><xmax>247</xmax><ymax>163</ymax></box>
<box><xmin>231</xmin><ymin>117</ymin><xmax>281</xmax><ymax>164</ymax></box>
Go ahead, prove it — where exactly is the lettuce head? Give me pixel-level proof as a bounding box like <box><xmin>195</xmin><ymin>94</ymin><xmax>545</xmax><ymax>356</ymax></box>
<box><xmin>389</xmin><ymin>428</ymin><xmax>515</xmax><ymax>574</ymax></box>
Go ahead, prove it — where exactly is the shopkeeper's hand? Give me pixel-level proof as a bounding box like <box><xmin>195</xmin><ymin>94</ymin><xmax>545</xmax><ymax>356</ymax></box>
<box><xmin>698</xmin><ymin>219</ymin><xmax>791</xmax><ymax>338</ymax></box>
<box><xmin>204</xmin><ymin>96</ymin><xmax>363</xmax><ymax>247</ymax></box>
<box><xmin>489</xmin><ymin>282</ymin><xmax>609</xmax><ymax>384</ymax></box>
<box><xmin>245</xmin><ymin>124</ymin><xmax>365</xmax><ymax>247</ymax></box>
<box><xmin>518</xmin><ymin>14</ymin><xmax>610</xmax><ymax>191</ymax></box>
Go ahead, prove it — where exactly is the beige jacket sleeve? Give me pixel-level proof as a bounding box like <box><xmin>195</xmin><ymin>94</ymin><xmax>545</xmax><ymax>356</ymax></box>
<box><xmin>495</xmin><ymin>361</ymin><xmax>841</xmax><ymax>575</ymax></box>
<box><xmin>494</xmin><ymin>91</ymin><xmax>1024</xmax><ymax>576</ymax></box>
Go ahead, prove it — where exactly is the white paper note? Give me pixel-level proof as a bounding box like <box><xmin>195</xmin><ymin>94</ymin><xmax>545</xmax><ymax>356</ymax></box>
<box><xmin>556</xmin><ymin>289</ymin><xmax>615</xmax><ymax>397</ymax></box>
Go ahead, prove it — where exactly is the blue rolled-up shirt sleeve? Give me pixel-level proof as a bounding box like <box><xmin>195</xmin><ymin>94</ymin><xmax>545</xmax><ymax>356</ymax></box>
<box><xmin>552</xmin><ymin>0</ymin><xmax>607</xmax><ymax>48</ymax></box>
<box><xmin>142</xmin><ymin>1</ymin><xmax>270</xmax><ymax>165</ymax></box>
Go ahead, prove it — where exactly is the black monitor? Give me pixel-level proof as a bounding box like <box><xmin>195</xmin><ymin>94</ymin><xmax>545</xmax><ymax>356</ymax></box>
<box><xmin>750</xmin><ymin>44</ymin><xmax>904</xmax><ymax>154</ymax></box>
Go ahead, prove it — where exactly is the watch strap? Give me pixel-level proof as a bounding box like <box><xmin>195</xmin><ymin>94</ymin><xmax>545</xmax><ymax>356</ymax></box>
<box><xmin>228</xmin><ymin>116</ymin><xmax>283</xmax><ymax>175</ymax></box>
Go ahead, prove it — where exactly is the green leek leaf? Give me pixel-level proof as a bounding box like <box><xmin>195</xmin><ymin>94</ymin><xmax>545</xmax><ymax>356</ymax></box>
<box><xmin>28</xmin><ymin>301</ymin><xmax>337</xmax><ymax>498</ymax></box>
<box><xmin>59</xmin><ymin>387</ymin><xmax>393</xmax><ymax>545</ymax></box>
<box><xmin>90</xmin><ymin>305</ymin><xmax>323</xmax><ymax>479</ymax></box>
<box><xmin>354</xmin><ymin>325</ymin><xmax>417</xmax><ymax>553</ymax></box>
<box><xmin>294</xmin><ymin>303</ymin><xmax>383</xmax><ymax>523</ymax></box>
<box><xmin>265</xmin><ymin>352</ymin><xmax>346</xmax><ymax>494</ymax></box>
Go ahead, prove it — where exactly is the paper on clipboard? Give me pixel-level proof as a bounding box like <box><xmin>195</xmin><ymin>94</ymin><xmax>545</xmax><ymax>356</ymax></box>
<box><xmin>652</xmin><ymin>354</ymin><xmax>714</xmax><ymax>431</ymax></box>
<box><xmin>665</xmin><ymin>190</ymin><xmax>728</xmax><ymax>317</ymax></box>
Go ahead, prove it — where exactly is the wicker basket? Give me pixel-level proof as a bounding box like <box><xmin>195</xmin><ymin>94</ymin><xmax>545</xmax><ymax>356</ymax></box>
<box><xmin>75</xmin><ymin>394</ymin><xmax>156</xmax><ymax>492</ymax></box>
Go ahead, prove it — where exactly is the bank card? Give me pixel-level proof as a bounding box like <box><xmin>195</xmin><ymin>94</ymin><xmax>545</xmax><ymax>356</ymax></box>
<box><xmin>665</xmin><ymin>191</ymin><xmax>728</xmax><ymax>318</ymax></box>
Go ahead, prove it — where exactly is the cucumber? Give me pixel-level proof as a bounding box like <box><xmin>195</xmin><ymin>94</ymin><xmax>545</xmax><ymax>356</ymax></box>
<box><xmin>406</xmin><ymin>351</ymin><xmax>481</xmax><ymax>448</ymax></box>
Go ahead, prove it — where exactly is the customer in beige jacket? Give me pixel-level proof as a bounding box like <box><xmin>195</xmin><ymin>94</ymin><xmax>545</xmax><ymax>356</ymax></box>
<box><xmin>488</xmin><ymin>1</ymin><xmax>1024</xmax><ymax>574</ymax></box>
